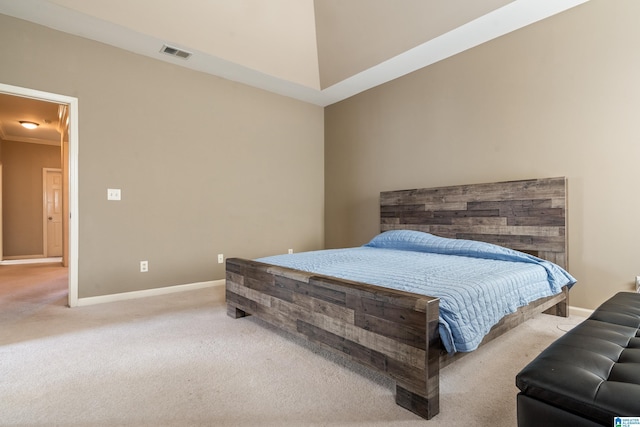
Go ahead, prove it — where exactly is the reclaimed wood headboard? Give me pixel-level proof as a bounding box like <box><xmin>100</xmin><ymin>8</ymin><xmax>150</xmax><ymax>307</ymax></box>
<box><xmin>380</xmin><ymin>177</ymin><xmax>567</xmax><ymax>269</ymax></box>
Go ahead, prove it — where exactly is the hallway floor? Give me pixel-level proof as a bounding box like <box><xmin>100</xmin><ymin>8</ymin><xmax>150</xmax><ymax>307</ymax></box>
<box><xmin>0</xmin><ymin>262</ymin><xmax>68</xmax><ymax>324</ymax></box>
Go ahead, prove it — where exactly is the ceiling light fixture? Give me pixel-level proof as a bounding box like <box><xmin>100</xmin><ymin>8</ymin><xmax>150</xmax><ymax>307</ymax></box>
<box><xmin>19</xmin><ymin>121</ymin><xmax>39</xmax><ymax>129</ymax></box>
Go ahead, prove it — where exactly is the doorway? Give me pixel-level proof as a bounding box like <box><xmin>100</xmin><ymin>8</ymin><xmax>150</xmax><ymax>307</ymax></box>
<box><xmin>0</xmin><ymin>83</ymin><xmax>79</xmax><ymax>307</ymax></box>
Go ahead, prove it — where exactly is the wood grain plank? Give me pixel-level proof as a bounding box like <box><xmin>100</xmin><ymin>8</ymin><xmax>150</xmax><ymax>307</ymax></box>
<box><xmin>226</xmin><ymin>279</ymin><xmax>273</xmax><ymax>308</ymax></box>
<box><xmin>297</xmin><ymin>320</ymin><xmax>428</xmax><ymax>393</ymax></box>
<box><xmin>353</xmin><ymin>312</ymin><xmax>426</xmax><ymax>350</ymax></box>
<box><xmin>291</xmin><ymin>292</ymin><xmax>355</xmax><ymax>324</ymax></box>
<box><xmin>271</xmin><ymin>296</ymin><xmax>427</xmax><ymax>369</ymax></box>
<box><xmin>381</xmin><ymin>177</ymin><xmax>568</xmax><ymax>268</ymax></box>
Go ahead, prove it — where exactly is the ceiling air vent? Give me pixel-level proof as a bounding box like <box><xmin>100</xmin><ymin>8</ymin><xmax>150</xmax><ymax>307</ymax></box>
<box><xmin>160</xmin><ymin>44</ymin><xmax>192</xmax><ymax>60</ymax></box>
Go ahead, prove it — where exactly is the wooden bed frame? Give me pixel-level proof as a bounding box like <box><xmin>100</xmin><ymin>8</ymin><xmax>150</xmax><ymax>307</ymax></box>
<box><xmin>225</xmin><ymin>177</ymin><xmax>569</xmax><ymax>420</ymax></box>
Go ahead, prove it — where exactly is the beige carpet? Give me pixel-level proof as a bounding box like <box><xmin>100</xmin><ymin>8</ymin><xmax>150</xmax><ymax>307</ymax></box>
<box><xmin>0</xmin><ymin>264</ymin><xmax>585</xmax><ymax>426</ymax></box>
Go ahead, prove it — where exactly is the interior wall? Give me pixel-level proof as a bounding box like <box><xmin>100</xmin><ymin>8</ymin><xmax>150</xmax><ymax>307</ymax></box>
<box><xmin>0</xmin><ymin>140</ymin><xmax>2</xmax><ymax>262</ymax></box>
<box><xmin>0</xmin><ymin>14</ymin><xmax>324</xmax><ymax>298</ymax></box>
<box><xmin>324</xmin><ymin>0</ymin><xmax>640</xmax><ymax>310</ymax></box>
<box><xmin>1</xmin><ymin>140</ymin><xmax>61</xmax><ymax>257</ymax></box>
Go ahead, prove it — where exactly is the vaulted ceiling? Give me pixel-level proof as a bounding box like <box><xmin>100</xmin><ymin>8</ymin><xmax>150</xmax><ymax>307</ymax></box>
<box><xmin>0</xmin><ymin>0</ymin><xmax>588</xmax><ymax>108</ymax></box>
<box><xmin>0</xmin><ymin>0</ymin><xmax>588</xmax><ymax>143</ymax></box>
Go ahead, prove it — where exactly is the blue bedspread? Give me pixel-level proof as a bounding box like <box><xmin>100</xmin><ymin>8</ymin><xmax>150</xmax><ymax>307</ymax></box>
<box><xmin>257</xmin><ymin>230</ymin><xmax>576</xmax><ymax>353</ymax></box>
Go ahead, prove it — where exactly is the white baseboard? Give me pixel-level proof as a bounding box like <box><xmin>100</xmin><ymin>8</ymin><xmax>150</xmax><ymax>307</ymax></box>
<box><xmin>1</xmin><ymin>257</ymin><xmax>62</xmax><ymax>265</ymax></box>
<box><xmin>76</xmin><ymin>279</ymin><xmax>225</xmax><ymax>307</ymax></box>
<box><xmin>569</xmin><ymin>305</ymin><xmax>593</xmax><ymax>318</ymax></box>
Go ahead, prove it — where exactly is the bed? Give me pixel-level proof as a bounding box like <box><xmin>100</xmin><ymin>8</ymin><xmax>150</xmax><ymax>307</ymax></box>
<box><xmin>225</xmin><ymin>177</ymin><xmax>574</xmax><ymax>420</ymax></box>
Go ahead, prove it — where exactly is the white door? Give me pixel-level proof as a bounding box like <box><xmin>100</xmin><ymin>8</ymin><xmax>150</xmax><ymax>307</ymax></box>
<box><xmin>44</xmin><ymin>168</ymin><xmax>63</xmax><ymax>257</ymax></box>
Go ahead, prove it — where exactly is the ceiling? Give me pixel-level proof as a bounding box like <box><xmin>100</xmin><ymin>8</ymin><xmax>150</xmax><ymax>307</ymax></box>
<box><xmin>0</xmin><ymin>0</ymin><xmax>588</xmax><ymax>143</ymax></box>
<box><xmin>0</xmin><ymin>93</ymin><xmax>64</xmax><ymax>146</ymax></box>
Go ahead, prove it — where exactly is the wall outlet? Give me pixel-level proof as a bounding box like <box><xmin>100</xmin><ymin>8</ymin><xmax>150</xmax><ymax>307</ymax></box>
<box><xmin>636</xmin><ymin>276</ymin><xmax>640</xmax><ymax>293</ymax></box>
<box><xmin>288</xmin><ymin>249</ymin><xmax>293</xmax><ymax>254</ymax></box>
<box><xmin>218</xmin><ymin>254</ymin><xmax>224</xmax><ymax>264</ymax></box>
<box><xmin>140</xmin><ymin>260</ymin><xmax>148</xmax><ymax>272</ymax></box>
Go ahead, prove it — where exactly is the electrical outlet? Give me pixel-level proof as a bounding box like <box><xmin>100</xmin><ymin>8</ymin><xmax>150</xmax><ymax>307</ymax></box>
<box><xmin>140</xmin><ymin>260</ymin><xmax>148</xmax><ymax>272</ymax></box>
<box><xmin>636</xmin><ymin>276</ymin><xmax>640</xmax><ymax>293</ymax></box>
<box><xmin>218</xmin><ymin>254</ymin><xmax>224</xmax><ymax>264</ymax></box>
<box><xmin>288</xmin><ymin>249</ymin><xmax>293</xmax><ymax>254</ymax></box>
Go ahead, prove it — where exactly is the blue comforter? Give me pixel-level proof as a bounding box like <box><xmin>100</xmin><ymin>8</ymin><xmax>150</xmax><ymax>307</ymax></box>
<box><xmin>257</xmin><ymin>230</ymin><xmax>576</xmax><ymax>353</ymax></box>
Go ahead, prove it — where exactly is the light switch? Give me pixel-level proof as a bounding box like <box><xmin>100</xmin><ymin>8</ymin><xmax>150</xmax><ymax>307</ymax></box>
<box><xmin>107</xmin><ymin>188</ymin><xmax>121</xmax><ymax>201</ymax></box>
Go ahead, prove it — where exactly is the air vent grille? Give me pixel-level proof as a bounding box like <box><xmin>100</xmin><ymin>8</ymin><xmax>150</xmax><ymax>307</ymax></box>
<box><xmin>160</xmin><ymin>44</ymin><xmax>192</xmax><ymax>60</ymax></box>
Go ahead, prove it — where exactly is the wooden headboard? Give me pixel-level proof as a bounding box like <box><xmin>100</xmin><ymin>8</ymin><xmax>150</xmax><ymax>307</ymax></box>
<box><xmin>380</xmin><ymin>177</ymin><xmax>567</xmax><ymax>269</ymax></box>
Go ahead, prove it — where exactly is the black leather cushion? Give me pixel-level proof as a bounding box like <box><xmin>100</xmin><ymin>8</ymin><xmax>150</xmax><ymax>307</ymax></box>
<box><xmin>517</xmin><ymin>394</ymin><xmax>605</xmax><ymax>427</ymax></box>
<box><xmin>516</xmin><ymin>292</ymin><xmax>640</xmax><ymax>426</ymax></box>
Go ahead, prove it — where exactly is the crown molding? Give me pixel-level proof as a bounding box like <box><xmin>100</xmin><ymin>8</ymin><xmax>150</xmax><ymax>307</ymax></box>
<box><xmin>2</xmin><ymin>135</ymin><xmax>61</xmax><ymax>146</ymax></box>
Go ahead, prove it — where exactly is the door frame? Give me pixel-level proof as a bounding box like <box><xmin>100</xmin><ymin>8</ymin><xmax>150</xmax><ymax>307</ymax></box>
<box><xmin>0</xmin><ymin>163</ymin><xmax>3</xmax><ymax>263</ymax></box>
<box><xmin>0</xmin><ymin>83</ymin><xmax>79</xmax><ymax>307</ymax></box>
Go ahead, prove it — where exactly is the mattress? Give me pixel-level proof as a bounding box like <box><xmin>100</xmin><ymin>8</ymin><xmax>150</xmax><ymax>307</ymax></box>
<box><xmin>257</xmin><ymin>230</ymin><xmax>576</xmax><ymax>353</ymax></box>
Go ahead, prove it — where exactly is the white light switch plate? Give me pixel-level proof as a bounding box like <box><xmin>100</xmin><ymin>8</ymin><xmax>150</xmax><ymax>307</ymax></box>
<box><xmin>107</xmin><ymin>188</ymin><xmax>121</xmax><ymax>201</ymax></box>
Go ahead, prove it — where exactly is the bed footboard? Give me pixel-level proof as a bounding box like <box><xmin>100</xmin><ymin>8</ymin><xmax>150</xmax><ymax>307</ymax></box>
<box><xmin>225</xmin><ymin>257</ymin><xmax>441</xmax><ymax>420</ymax></box>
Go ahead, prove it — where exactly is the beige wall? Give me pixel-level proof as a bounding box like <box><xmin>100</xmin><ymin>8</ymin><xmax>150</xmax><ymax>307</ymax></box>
<box><xmin>1</xmin><ymin>140</ymin><xmax>61</xmax><ymax>257</ymax></box>
<box><xmin>325</xmin><ymin>0</ymin><xmax>640</xmax><ymax>310</ymax></box>
<box><xmin>0</xmin><ymin>14</ymin><xmax>324</xmax><ymax>298</ymax></box>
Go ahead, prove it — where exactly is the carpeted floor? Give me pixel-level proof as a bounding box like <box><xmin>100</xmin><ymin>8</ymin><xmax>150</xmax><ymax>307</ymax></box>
<box><xmin>0</xmin><ymin>263</ymin><xmax>585</xmax><ymax>426</ymax></box>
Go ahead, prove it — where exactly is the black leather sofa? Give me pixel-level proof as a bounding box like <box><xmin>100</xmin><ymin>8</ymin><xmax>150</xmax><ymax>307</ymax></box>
<box><xmin>516</xmin><ymin>292</ymin><xmax>640</xmax><ymax>426</ymax></box>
